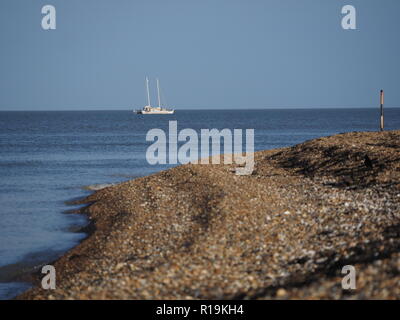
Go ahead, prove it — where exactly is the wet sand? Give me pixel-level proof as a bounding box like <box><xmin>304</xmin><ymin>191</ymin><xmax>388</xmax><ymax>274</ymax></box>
<box><xmin>18</xmin><ymin>130</ymin><xmax>400</xmax><ymax>299</ymax></box>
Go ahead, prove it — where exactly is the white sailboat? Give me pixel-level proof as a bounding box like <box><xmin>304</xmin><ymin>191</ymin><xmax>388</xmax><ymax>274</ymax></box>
<box><xmin>135</xmin><ymin>77</ymin><xmax>175</xmax><ymax>114</ymax></box>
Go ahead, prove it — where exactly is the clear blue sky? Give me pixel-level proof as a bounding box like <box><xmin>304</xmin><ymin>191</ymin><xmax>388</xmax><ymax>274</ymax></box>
<box><xmin>0</xmin><ymin>0</ymin><xmax>399</xmax><ymax>110</ymax></box>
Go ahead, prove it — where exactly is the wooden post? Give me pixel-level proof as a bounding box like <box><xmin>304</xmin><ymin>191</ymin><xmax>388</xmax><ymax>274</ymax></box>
<box><xmin>380</xmin><ymin>90</ymin><xmax>384</xmax><ymax>131</ymax></box>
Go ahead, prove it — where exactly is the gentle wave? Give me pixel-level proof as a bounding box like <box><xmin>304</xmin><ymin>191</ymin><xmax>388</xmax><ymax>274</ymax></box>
<box><xmin>82</xmin><ymin>183</ymin><xmax>116</xmax><ymax>191</ymax></box>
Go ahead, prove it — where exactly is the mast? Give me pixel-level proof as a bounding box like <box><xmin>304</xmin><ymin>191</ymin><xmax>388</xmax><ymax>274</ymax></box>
<box><xmin>156</xmin><ymin>78</ymin><xmax>161</xmax><ymax>108</ymax></box>
<box><xmin>146</xmin><ymin>77</ymin><xmax>151</xmax><ymax>106</ymax></box>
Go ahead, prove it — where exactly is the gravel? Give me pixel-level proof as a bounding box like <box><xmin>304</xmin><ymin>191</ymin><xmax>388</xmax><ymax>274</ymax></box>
<box><xmin>18</xmin><ymin>130</ymin><xmax>400</xmax><ymax>300</ymax></box>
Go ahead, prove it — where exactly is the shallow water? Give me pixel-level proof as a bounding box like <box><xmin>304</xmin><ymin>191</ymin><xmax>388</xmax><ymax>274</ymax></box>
<box><xmin>0</xmin><ymin>108</ymin><xmax>399</xmax><ymax>299</ymax></box>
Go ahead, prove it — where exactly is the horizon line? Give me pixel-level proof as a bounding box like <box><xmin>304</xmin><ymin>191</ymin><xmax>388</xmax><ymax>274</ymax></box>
<box><xmin>1</xmin><ymin>106</ymin><xmax>400</xmax><ymax>112</ymax></box>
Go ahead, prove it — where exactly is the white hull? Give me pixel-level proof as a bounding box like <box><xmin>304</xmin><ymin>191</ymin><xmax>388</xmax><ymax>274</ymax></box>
<box><xmin>136</xmin><ymin>110</ymin><xmax>174</xmax><ymax>114</ymax></box>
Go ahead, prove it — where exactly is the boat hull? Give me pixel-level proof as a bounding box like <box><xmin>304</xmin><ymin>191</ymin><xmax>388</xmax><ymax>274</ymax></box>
<box><xmin>136</xmin><ymin>110</ymin><xmax>174</xmax><ymax>114</ymax></box>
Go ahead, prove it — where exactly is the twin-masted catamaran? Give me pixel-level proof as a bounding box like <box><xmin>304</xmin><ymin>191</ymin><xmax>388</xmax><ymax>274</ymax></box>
<box><xmin>135</xmin><ymin>77</ymin><xmax>175</xmax><ymax>114</ymax></box>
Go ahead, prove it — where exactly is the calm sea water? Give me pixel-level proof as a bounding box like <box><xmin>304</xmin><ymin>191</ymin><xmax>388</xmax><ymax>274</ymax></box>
<box><xmin>0</xmin><ymin>108</ymin><xmax>399</xmax><ymax>299</ymax></box>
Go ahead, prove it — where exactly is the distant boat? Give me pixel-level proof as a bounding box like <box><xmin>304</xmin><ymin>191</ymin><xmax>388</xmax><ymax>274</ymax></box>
<box><xmin>135</xmin><ymin>77</ymin><xmax>175</xmax><ymax>114</ymax></box>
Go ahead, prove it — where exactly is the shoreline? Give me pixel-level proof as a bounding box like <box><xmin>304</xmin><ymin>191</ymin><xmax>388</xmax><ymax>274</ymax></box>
<box><xmin>17</xmin><ymin>130</ymin><xmax>400</xmax><ymax>299</ymax></box>
<box><xmin>1</xmin><ymin>204</ymin><xmax>93</xmax><ymax>298</ymax></box>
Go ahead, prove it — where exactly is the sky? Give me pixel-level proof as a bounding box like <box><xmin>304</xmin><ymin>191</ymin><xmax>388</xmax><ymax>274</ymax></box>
<box><xmin>0</xmin><ymin>0</ymin><xmax>399</xmax><ymax>110</ymax></box>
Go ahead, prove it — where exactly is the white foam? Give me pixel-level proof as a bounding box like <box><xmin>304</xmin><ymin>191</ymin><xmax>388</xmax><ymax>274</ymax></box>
<box><xmin>83</xmin><ymin>183</ymin><xmax>115</xmax><ymax>191</ymax></box>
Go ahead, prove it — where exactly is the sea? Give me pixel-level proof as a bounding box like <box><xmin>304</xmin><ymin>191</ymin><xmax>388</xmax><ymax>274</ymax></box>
<box><xmin>0</xmin><ymin>108</ymin><xmax>399</xmax><ymax>299</ymax></box>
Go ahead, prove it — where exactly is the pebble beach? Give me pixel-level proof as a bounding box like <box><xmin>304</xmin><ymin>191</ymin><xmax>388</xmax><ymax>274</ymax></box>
<box><xmin>18</xmin><ymin>130</ymin><xmax>400</xmax><ymax>300</ymax></box>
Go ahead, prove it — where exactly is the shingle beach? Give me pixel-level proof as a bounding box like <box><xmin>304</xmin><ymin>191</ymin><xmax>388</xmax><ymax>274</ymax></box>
<box><xmin>18</xmin><ymin>131</ymin><xmax>400</xmax><ymax>299</ymax></box>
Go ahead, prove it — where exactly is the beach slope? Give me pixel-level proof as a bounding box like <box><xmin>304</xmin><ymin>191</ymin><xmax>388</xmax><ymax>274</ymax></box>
<box><xmin>19</xmin><ymin>130</ymin><xmax>400</xmax><ymax>299</ymax></box>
